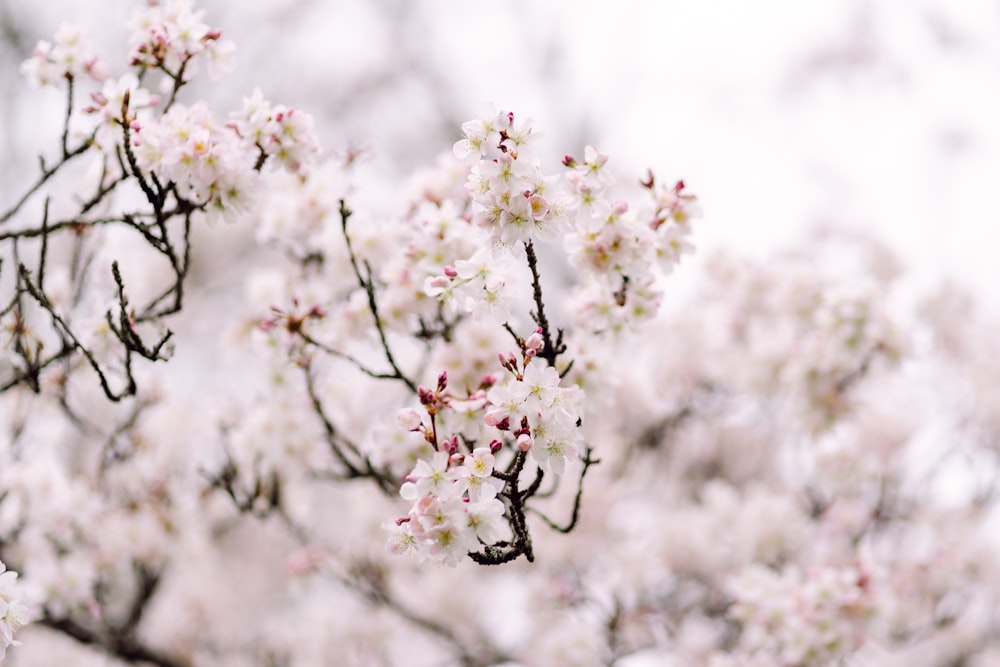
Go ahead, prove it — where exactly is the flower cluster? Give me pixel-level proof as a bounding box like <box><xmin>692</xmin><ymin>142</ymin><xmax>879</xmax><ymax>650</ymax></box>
<box><xmin>253</xmin><ymin>160</ymin><xmax>350</xmax><ymax>258</ymax></box>
<box><xmin>9</xmin><ymin>7</ymin><xmax>1000</xmax><ymax>663</ymax></box>
<box><xmin>563</xmin><ymin>164</ymin><xmax>699</xmax><ymax>334</ymax></box>
<box><xmin>19</xmin><ymin>23</ymin><xmax>107</xmax><ymax>87</ymax></box>
<box><xmin>0</xmin><ymin>561</ymin><xmax>29</xmax><ymax>659</ymax></box>
<box><xmin>130</xmin><ymin>102</ymin><xmax>257</xmax><ymax>220</ymax></box>
<box><xmin>228</xmin><ymin>109</ymin><xmax>690</xmax><ymax>568</ymax></box>
<box><xmin>726</xmin><ymin>563</ymin><xmax>874</xmax><ymax>665</ymax></box>
<box><xmin>128</xmin><ymin>0</ymin><xmax>235</xmax><ymax>81</ymax></box>
<box><xmin>698</xmin><ymin>241</ymin><xmax>904</xmax><ymax>430</ymax></box>
<box><xmin>486</xmin><ymin>346</ymin><xmax>584</xmax><ymax>474</ymax></box>
<box><xmin>455</xmin><ymin>111</ymin><xmax>567</xmax><ymax>246</ymax></box>
<box><xmin>83</xmin><ymin>73</ymin><xmax>160</xmax><ymax>149</ymax></box>
<box><xmin>77</xmin><ymin>71</ymin><xmax>319</xmax><ymax>223</ymax></box>
<box><xmin>387</xmin><ymin>348</ymin><xmax>584</xmax><ymax>564</ymax></box>
<box><xmin>445</xmin><ymin>109</ymin><xmax>700</xmax><ymax>334</ymax></box>
<box><xmin>228</xmin><ymin>88</ymin><xmax>320</xmax><ymax>176</ymax></box>
<box><xmin>423</xmin><ymin>244</ymin><xmax>523</xmax><ymax>323</ymax></box>
<box><xmin>387</xmin><ymin>448</ymin><xmax>506</xmax><ymax>566</ymax></box>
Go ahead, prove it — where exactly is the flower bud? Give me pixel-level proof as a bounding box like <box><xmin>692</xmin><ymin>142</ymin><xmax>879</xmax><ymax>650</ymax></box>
<box><xmin>418</xmin><ymin>387</ymin><xmax>433</xmax><ymax>406</ymax></box>
<box><xmin>525</xmin><ymin>330</ymin><xmax>544</xmax><ymax>354</ymax></box>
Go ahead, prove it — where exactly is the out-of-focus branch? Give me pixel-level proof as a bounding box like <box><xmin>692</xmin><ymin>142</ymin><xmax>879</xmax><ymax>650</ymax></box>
<box><xmin>339</xmin><ymin>198</ymin><xmax>418</xmax><ymax>394</ymax></box>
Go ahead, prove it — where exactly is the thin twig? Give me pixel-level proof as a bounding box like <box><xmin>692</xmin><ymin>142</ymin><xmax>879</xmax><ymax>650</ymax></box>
<box><xmin>523</xmin><ymin>239</ymin><xmax>563</xmax><ymax>367</ymax></box>
<box><xmin>339</xmin><ymin>199</ymin><xmax>417</xmax><ymax>394</ymax></box>
<box><xmin>301</xmin><ymin>360</ymin><xmax>397</xmax><ymax>495</ymax></box>
<box><xmin>527</xmin><ymin>447</ymin><xmax>599</xmax><ymax>534</ymax></box>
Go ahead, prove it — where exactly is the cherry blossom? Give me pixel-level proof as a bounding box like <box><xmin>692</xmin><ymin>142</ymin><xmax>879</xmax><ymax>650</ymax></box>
<box><xmin>3</xmin><ymin>4</ymin><xmax>1000</xmax><ymax>667</ymax></box>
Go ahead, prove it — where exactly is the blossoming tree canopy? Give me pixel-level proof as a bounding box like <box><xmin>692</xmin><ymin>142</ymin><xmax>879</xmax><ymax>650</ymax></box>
<box><xmin>1</xmin><ymin>1</ymin><xmax>999</xmax><ymax>666</ymax></box>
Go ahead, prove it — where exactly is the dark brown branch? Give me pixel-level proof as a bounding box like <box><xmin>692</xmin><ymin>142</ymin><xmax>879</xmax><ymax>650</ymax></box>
<box><xmin>527</xmin><ymin>447</ymin><xmax>599</xmax><ymax>534</ymax></box>
<box><xmin>0</xmin><ymin>344</ymin><xmax>75</xmax><ymax>394</ymax></box>
<box><xmin>523</xmin><ymin>239</ymin><xmax>564</xmax><ymax>367</ymax></box>
<box><xmin>60</xmin><ymin>75</ymin><xmax>74</xmax><ymax>157</ymax></box>
<box><xmin>135</xmin><ymin>212</ymin><xmax>193</xmax><ymax>323</ymax></box>
<box><xmin>119</xmin><ymin>102</ymin><xmax>162</xmax><ymax>212</ymax></box>
<box><xmin>469</xmin><ymin>450</ymin><xmax>535</xmax><ymax>565</ymax></box>
<box><xmin>339</xmin><ymin>199</ymin><xmax>417</xmax><ymax>394</ymax></box>
<box><xmin>1</xmin><ymin>77</ymin><xmax>96</xmax><ymax>226</ymax></box>
<box><xmin>0</xmin><ymin>138</ymin><xmax>92</xmax><ymax>226</ymax></box>
<box><xmin>37</xmin><ymin>198</ymin><xmax>50</xmax><ymax>291</ymax></box>
<box><xmin>298</xmin><ymin>330</ymin><xmax>411</xmax><ymax>385</ymax></box>
<box><xmin>18</xmin><ymin>263</ymin><xmax>137</xmax><ymax>401</ymax></box>
<box><xmin>301</xmin><ymin>360</ymin><xmax>396</xmax><ymax>495</ymax></box>
<box><xmin>161</xmin><ymin>54</ymin><xmax>193</xmax><ymax>113</ymax></box>
<box><xmin>0</xmin><ymin>215</ymin><xmax>135</xmax><ymax>242</ymax></box>
<box><xmin>106</xmin><ymin>262</ymin><xmax>174</xmax><ymax>362</ymax></box>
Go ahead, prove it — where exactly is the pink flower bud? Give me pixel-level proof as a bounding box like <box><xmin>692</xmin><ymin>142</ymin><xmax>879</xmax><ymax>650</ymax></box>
<box><xmin>640</xmin><ymin>169</ymin><xmax>655</xmax><ymax>189</ymax></box>
<box><xmin>517</xmin><ymin>434</ymin><xmax>533</xmax><ymax>451</ymax></box>
<box><xmin>497</xmin><ymin>353</ymin><xmax>517</xmax><ymax>374</ymax></box>
<box><xmin>525</xmin><ymin>331</ymin><xmax>544</xmax><ymax>353</ymax></box>
<box><xmin>444</xmin><ymin>265</ymin><xmax>457</xmax><ymax>278</ymax></box>
<box><xmin>484</xmin><ymin>411</ymin><xmax>510</xmax><ymax>431</ymax></box>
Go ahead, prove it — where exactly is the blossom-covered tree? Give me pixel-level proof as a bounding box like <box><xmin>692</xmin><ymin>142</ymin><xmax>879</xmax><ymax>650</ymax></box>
<box><xmin>1</xmin><ymin>2</ymin><xmax>998</xmax><ymax>666</ymax></box>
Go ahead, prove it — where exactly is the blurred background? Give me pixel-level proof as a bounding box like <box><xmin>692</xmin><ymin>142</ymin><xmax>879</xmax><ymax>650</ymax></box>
<box><xmin>2</xmin><ymin>0</ymin><xmax>999</xmax><ymax>304</ymax></box>
<box><xmin>1</xmin><ymin>3</ymin><xmax>999</xmax><ymax>664</ymax></box>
